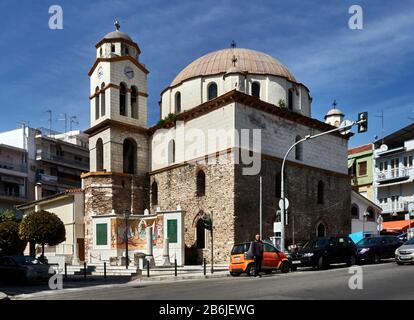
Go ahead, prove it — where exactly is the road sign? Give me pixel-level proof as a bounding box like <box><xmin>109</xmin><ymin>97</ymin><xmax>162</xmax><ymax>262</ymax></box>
<box><xmin>273</xmin><ymin>222</ymin><xmax>282</xmax><ymax>233</ymax></box>
<box><xmin>278</xmin><ymin>198</ymin><xmax>289</xmax><ymax>210</ymax></box>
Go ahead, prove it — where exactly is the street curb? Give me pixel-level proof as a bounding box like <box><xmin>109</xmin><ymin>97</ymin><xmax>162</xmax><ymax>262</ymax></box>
<box><xmin>133</xmin><ymin>272</ymin><xmax>231</xmax><ymax>282</ymax></box>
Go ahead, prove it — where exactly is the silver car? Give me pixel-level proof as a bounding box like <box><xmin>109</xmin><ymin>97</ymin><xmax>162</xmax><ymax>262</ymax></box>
<box><xmin>395</xmin><ymin>237</ymin><xmax>414</xmax><ymax>265</ymax></box>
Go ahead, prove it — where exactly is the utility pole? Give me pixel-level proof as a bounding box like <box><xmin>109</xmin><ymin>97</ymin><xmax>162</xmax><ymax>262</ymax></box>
<box><xmin>259</xmin><ymin>175</ymin><xmax>262</xmax><ymax>240</ymax></box>
<box><xmin>45</xmin><ymin>110</ymin><xmax>53</xmax><ymax>136</ymax></box>
<box><xmin>280</xmin><ymin>116</ymin><xmax>367</xmax><ymax>251</ymax></box>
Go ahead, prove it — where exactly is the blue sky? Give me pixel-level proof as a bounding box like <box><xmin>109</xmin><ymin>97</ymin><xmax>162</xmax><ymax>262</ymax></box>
<box><xmin>0</xmin><ymin>0</ymin><xmax>414</xmax><ymax>147</ymax></box>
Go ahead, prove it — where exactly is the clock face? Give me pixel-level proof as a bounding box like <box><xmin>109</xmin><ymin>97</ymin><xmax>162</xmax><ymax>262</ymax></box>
<box><xmin>97</xmin><ymin>66</ymin><xmax>103</xmax><ymax>79</ymax></box>
<box><xmin>124</xmin><ymin>66</ymin><xmax>134</xmax><ymax>79</ymax></box>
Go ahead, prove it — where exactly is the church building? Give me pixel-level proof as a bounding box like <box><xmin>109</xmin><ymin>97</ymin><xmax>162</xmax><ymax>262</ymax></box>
<box><xmin>80</xmin><ymin>23</ymin><xmax>351</xmax><ymax>265</ymax></box>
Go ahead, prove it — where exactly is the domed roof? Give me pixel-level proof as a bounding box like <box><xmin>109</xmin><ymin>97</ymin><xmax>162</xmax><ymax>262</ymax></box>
<box><xmin>325</xmin><ymin>107</ymin><xmax>345</xmax><ymax>118</ymax></box>
<box><xmin>102</xmin><ymin>30</ymin><xmax>133</xmax><ymax>42</ymax></box>
<box><xmin>170</xmin><ymin>48</ymin><xmax>297</xmax><ymax>86</ymax></box>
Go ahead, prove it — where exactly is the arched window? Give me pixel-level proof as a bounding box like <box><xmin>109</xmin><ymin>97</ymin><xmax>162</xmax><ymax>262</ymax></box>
<box><xmin>366</xmin><ymin>207</ymin><xmax>375</xmax><ymax>222</ymax></box>
<box><xmin>351</xmin><ymin>204</ymin><xmax>359</xmax><ymax>219</ymax></box>
<box><xmin>99</xmin><ymin>48</ymin><xmax>103</xmax><ymax>57</ymax></box>
<box><xmin>196</xmin><ymin>218</ymin><xmax>206</xmax><ymax>249</ymax></box>
<box><xmin>123</xmin><ymin>138</ymin><xmax>137</xmax><ymax>174</ymax></box>
<box><xmin>275</xmin><ymin>171</ymin><xmax>281</xmax><ymax>198</ymax></box>
<box><xmin>151</xmin><ymin>181</ymin><xmax>158</xmax><ymax>206</ymax></box>
<box><xmin>295</xmin><ymin>135</ymin><xmax>303</xmax><ymax>161</ymax></box>
<box><xmin>100</xmin><ymin>83</ymin><xmax>106</xmax><ymax>117</ymax></box>
<box><xmin>207</xmin><ymin>82</ymin><xmax>217</xmax><ymax>100</ymax></box>
<box><xmin>119</xmin><ymin>83</ymin><xmax>127</xmax><ymax>116</ymax></box>
<box><xmin>196</xmin><ymin>170</ymin><xmax>206</xmax><ymax>197</ymax></box>
<box><xmin>96</xmin><ymin>138</ymin><xmax>103</xmax><ymax>171</ymax></box>
<box><xmin>288</xmin><ymin>89</ymin><xmax>293</xmax><ymax>111</ymax></box>
<box><xmin>95</xmin><ymin>87</ymin><xmax>100</xmax><ymax>120</ymax></box>
<box><xmin>317</xmin><ymin>222</ymin><xmax>326</xmax><ymax>238</ymax></box>
<box><xmin>168</xmin><ymin>140</ymin><xmax>175</xmax><ymax>165</ymax></box>
<box><xmin>111</xmin><ymin>44</ymin><xmax>115</xmax><ymax>53</ymax></box>
<box><xmin>317</xmin><ymin>181</ymin><xmax>324</xmax><ymax>204</ymax></box>
<box><xmin>175</xmin><ymin>92</ymin><xmax>181</xmax><ymax>113</ymax></box>
<box><xmin>131</xmin><ymin>86</ymin><xmax>138</xmax><ymax>119</ymax></box>
<box><xmin>252</xmin><ymin>82</ymin><xmax>260</xmax><ymax>98</ymax></box>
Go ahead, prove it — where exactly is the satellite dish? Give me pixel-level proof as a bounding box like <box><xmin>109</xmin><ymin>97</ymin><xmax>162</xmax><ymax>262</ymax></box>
<box><xmin>380</xmin><ymin>144</ymin><xmax>388</xmax><ymax>152</ymax></box>
<box><xmin>339</xmin><ymin>120</ymin><xmax>353</xmax><ymax>135</ymax></box>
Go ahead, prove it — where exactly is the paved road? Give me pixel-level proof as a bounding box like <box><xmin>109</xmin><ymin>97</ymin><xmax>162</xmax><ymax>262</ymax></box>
<box><xmin>10</xmin><ymin>262</ymin><xmax>414</xmax><ymax>300</ymax></box>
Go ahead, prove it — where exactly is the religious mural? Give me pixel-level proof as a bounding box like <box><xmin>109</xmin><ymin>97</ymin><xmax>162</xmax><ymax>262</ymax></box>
<box><xmin>111</xmin><ymin>216</ymin><xmax>163</xmax><ymax>250</ymax></box>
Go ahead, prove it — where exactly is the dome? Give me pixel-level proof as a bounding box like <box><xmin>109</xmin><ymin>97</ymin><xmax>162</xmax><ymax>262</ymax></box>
<box><xmin>325</xmin><ymin>108</ymin><xmax>344</xmax><ymax>119</ymax></box>
<box><xmin>170</xmin><ymin>48</ymin><xmax>297</xmax><ymax>86</ymax></box>
<box><xmin>102</xmin><ymin>30</ymin><xmax>133</xmax><ymax>42</ymax></box>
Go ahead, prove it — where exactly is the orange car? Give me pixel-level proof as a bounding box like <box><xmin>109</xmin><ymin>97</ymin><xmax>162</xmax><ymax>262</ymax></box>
<box><xmin>229</xmin><ymin>241</ymin><xmax>290</xmax><ymax>276</ymax></box>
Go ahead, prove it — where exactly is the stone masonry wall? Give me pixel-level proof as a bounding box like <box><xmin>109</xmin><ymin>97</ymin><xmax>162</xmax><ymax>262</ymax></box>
<box><xmin>150</xmin><ymin>152</ymin><xmax>235</xmax><ymax>264</ymax></box>
<box><xmin>234</xmin><ymin>156</ymin><xmax>351</xmax><ymax>248</ymax></box>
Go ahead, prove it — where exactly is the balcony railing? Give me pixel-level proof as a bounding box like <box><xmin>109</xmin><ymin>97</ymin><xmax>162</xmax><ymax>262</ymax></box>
<box><xmin>37</xmin><ymin>173</ymin><xmax>81</xmax><ymax>188</ymax></box>
<box><xmin>0</xmin><ymin>160</ymin><xmax>27</xmax><ymax>173</ymax></box>
<box><xmin>36</xmin><ymin>151</ymin><xmax>89</xmax><ymax>170</ymax></box>
<box><xmin>380</xmin><ymin>201</ymin><xmax>407</xmax><ymax>214</ymax></box>
<box><xmin>376</xmin><ymin>167</ymin><xmax>411</xmax><ymax>182</ymax></box>
<box><xmin>0</xmin><ymin>189</ymin><xmax>26</xmax><ymax>200</ymax></box>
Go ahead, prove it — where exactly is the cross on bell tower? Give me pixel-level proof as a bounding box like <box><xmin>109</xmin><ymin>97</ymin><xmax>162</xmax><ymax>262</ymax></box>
<box><xmin>114</xmin><ymin>20</ymin><xmax>121</xmax><ymax>31</ymax></box>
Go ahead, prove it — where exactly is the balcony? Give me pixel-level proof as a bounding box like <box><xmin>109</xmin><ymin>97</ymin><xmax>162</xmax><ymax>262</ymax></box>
<box><xmin>376</xmin><ymin>168</ymin><xmax>411</xmax><ymax>183</ymax></box>
<box><xmin>36</xmin><ymin>151</ymin><xmax>89</xmax><ymax>170</ymax></box>
<box><xmin>380</xmin><ymin>201</ymin><xmax>407</xmax><ymax>214</ymax></box>
<box><xmin>0</xmin><ymin>160</ymin><xmax>27</xmax><ymax>174</ymax></box>
<box><xmin>0</xmin><ymin>189</ymin><xmax>27</xmax><ymax>202</ymax></box>
<box><xmin>37</xmin><ymin>173</ymin><xmax>81</xmax><ymax>188</ymax></box>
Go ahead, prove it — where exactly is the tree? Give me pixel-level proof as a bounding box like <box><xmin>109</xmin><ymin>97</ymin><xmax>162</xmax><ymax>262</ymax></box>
<box><xmin>18</xmin><ymin>210</ymin><xmax>66</xmax><ymax>260</ymax></box>
<box><xmin>0</xmin><ymin>221</ymin><xmax>26</xmax><ymax>256</ymax></box>
<box><xmin>0</xmin><ymin>209</ymin><xmax>17</xmax><ymax>223</ymax></box>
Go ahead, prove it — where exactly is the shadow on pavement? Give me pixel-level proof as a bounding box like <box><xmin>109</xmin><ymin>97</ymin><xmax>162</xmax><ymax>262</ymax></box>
<box><xmin>0</xmin><ymin>275</ymin><xmax>132</xmax><ymax>296</ymax></box>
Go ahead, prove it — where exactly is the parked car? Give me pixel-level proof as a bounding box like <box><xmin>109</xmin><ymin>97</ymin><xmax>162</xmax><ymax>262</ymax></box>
<box><xmin>288</xmin><ymin>236</ymin><xmax>357</xmax><ymax>270</ymax></box>
<box><xmin>397</xmin><ymin>233</ymin><xmax>408</xmax><ymax>243</ymax></box>
<box><xmin>0</xmin><ymin>256</ymin><xmax>53</xmax><ymax>284</ymax></box>
<box><xmin>229</xmin><ymin>241</ymin><xmax>290</xmax><ymax>276</ymax></box>
<box><xmin>357</xmin><ymin>236</ymin><xmax>403</xmax><ymax>264</ymax></box>
<box><xmin>395</xmin><ymin>237</ymin><xmax>414</xmax><ymax>265</ymax></box>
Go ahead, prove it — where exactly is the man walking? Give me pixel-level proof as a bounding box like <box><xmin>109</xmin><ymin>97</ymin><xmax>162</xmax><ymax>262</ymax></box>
<box><xmin>251</xmin><ymin>234</ymin><xmax>263</xmax><ymax>277</ymax></box>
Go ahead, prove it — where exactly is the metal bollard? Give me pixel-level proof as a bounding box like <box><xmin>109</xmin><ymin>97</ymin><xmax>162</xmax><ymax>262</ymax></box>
<box><xmin>203</xmin><ymin>258</ymin><xmax>206</xmax><ymax>276</ymax></box>
<box><xmin>83</xmin><ymin>262</ymin><xmax>87</xmax><ymax>279</ymax></box>
<box><xmin>104</xmin><ymin>262</ymin><xmax>107</xmax><ymax>280</ymax></box>
<box><xmin>147</xmin><ymin>260</ymin><xmax>150</xmax><ymax>278</ymax></box>
<box><xmin>64</xmin><ymin>263</ymin><xmax>67</xmax><ymax>279</ymax></box>
<box><xmin>174</xmin><ymin>258</ymin><xmax>177</xmax><ymax>277</ymax></box>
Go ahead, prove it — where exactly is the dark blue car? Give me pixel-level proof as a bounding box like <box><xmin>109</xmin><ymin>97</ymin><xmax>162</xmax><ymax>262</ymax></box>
<box><xmin>357</xmin><ymin>236</ymin><xmax>403</xmax><ymax>264</ymax></box>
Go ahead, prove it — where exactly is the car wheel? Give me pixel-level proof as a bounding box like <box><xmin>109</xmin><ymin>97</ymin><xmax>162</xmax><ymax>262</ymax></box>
<box><xmin>290</xmin><ymin>266</ymin><xmax>297</xmax><ymax>272</ymax></box>
<box><xmin>396</xmin><ymin>261</ymin><xmax>404</xmax><ymax>265</ymax></box>
<box><xmin>347</xmin><ymin>255</ymin><xmax>356</xmax><ymax>267</ymax></box>
<box><xmin>245</xmin><ymin>264</ymin><xmax>254</xmax><ymax>277</ymax></box>
<box><xmin>280</xmin><ymin>261</ymin><xmax>290</xmax><ymax>273</ymax></box>
<box><xmin>372</xmin><ymin>254</ymin><xmax>380</xmax><ymax>264</ymax></box>
<box><xmin>317</xmin><ymin>256</ymin><xmax>326</xmax><ymax>270</ymax></box>
<box><xmin>230</xmin><ymin>272</ymin><xmax>241</xmax><ymax>277</ymax></box>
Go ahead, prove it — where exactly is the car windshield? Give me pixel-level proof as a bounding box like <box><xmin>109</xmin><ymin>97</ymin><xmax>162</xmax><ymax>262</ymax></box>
<box><xmin>405</xmin><ymin>238</ymin><xmax>414</xmax><ymax>245</ymax></box>
<box><xmin>302</xmin><ymin>238</ymin><xmax>328</xmax><ymax>249</ymax></box>
<box><xmin>12</xmin><ymin>256</ymin><xmax>42</xmax><ymax>265</ymax></box>
<box><xmin>357</xmin><ymin>237</ymin><xmax>381</xmax><ymax>245</ymax></box>
<box><xmin>231</xmin><ymin>243</ymin><xmax>250</xmax><ymax>255</ymax></box>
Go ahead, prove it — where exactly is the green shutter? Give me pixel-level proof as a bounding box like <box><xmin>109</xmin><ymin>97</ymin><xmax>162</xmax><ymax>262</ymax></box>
<box><xmin>96</xmin><ymin>223</ymin><xmax>107</xmax><ymax>245</ymax></box>
<box><xmin>167</xmin><ymin>219</ymin><xmax>178</xmax><ymax>244</ymax></box>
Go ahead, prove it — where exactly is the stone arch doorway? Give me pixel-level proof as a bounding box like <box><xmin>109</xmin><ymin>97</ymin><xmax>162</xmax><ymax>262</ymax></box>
<box><xmin>317</xmin><ymin>222</ymin><xmax>326</xmax><ymax>238</ymax></box>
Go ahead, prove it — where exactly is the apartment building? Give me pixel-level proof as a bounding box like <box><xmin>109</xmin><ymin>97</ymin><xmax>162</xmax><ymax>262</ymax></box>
<box><xmin>373</xmin><ymin>123</ymin><xmax>414</xmax><ymax>221</ymax></box>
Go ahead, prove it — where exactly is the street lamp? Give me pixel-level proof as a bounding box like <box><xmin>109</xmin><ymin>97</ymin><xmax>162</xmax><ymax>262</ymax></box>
<box><xmin>279</xmin><ymin>116</ymin><xmax>366</xmax><ymax>251</ymax></box>
<box><xmin>124</xmin><ymin>209</ymin><xmax>130</xmax><ymax>269</ymax></box>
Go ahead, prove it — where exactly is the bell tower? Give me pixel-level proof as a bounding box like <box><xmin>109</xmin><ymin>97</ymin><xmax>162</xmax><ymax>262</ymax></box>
<box><xmin>82</xmin><ymin>22</ymin><xmax>150</xmax><ymax>262</ymax></box>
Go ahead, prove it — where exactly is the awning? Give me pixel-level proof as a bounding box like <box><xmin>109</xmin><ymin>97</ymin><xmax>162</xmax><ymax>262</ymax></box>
<box><xmin>348</xmin><ymin>158</ymin><xmax>355</xmax><ymax>169</ymax></box>
<box><xmin>382</xmin><ymin>219</ymin><xmax>414</xmax><ymax>233</ymax></box>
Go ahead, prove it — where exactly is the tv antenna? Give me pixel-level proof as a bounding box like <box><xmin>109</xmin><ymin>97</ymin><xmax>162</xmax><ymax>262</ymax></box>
<box><xmin>374</xmin><ymin>110</ymin><xmax>384</xmax><ymax>144</ymax></box>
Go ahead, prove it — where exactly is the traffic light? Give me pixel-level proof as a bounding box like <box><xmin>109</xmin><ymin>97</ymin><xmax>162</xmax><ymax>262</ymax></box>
<box><xmin>357</xmin><ymin>112</ymin><xmax>368</xmax><ymax>133</ymax></box>
<box><xmin>202</xmin><ymin>215</ymin><xmax>213</xmax><ymax>231</ymax></box>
